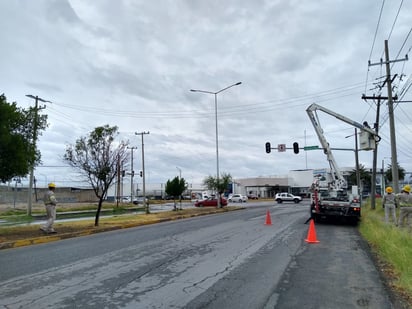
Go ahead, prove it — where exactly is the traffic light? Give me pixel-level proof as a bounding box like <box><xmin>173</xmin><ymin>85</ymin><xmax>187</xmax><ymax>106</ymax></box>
<box><xmin>131</xmin><ymin>170</ymin><xmax>135</xmax><ymax>177</ymax></box>
<box><xmin>122</xmin><ymin>170</ymin><xmax>126</xmax><ymax>177</ymax></box>
<box><xmin>265</xmin><ymin>142</ymin><xmax>271</xmax><ymax>153</ymax></box>
<box><xmin>293</xmin><ymin>142</ymin><xmax>299</xmax><ymax>154</ymax></box>
<box><xmin>140</xmin><ymin>171</ymin><xmax>143</xmax><ymax>177</ymax></box>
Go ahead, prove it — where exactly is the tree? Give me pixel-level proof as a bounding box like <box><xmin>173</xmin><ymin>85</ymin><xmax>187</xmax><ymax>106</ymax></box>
<box><xmin>385</xmin><ymin>163</ymin><xmax>405</xmax><ymax>183</ymax></box>
<box><xmin>202</xmin><ymin>173</ymin><xmax>232</xmax><ymax>208</ymax></box>
<box><xmin>0</xmin><ymin>94</ymin><xmax>48</xmax><ymax>182</ymax></box>
<box><xmin>64</xmin><ymin>125</ymin><xmax>129</xmax><ymax>226</ymax></box>
<box><xmin>165</xmin><ymin>176</ymin><xmax>187</xmax><ymax>211</ymax></box>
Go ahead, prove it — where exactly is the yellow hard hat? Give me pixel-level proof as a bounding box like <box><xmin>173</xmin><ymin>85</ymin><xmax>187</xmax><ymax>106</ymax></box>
<box><xmin>385</xmin><ymin>186</ymin><xmax>393</xmax><ymax>193</ymax></box>
<box><xmin>403</xmin><ymin>185</ymin><xmax>411</xmax><ymax>193</ymax></box>
<box><xmin>48</xmin><ymin>182</ymin><xmax>56</xmax><ymax>188</ymax></box>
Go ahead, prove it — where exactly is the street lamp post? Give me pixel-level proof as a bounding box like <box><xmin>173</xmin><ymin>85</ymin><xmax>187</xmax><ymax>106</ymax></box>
<box><xmin>176</xmin><ymin>166</ymin><xmax>182</xmax><ymax>210</ymax></box>
<box><xmin>190</xmin><ymin>82</ymin><xmax>242</xmax><ymax>207</ymax></box>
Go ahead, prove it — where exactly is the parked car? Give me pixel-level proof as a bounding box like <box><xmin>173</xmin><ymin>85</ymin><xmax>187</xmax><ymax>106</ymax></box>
<box><xmin>133</xmin><ymin>197</ymin><xmax>148</xmax><ymax>205</ymax></box>
<box><xmin>247</xmin><ymin>194</ymin><xmax>258</xmax><ymax>199</ymax></box>
<box><xmin>194</xmin><ymin>197</ymin><xmax>228</xmax><ymax>207</ymax></box>
<box><xmin>275</xmin><ymin>192</ymin><xmax>302</xmax><ymax>203</ymax></box>
<box><xmin>228</xmin><ymin>194</ymin><xmax>247</xmax><ymax>203</ymax></box>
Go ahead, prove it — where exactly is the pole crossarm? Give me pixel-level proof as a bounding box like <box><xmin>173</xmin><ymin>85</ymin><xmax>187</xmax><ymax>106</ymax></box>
<box><xmin>368</xmin><ymin>54</ymin><xmax>408</xmax><ymax>67</ymax></box>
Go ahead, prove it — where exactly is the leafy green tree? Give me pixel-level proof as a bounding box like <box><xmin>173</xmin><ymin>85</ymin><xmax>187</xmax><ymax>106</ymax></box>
<box><xmin>64</xmin><ymin>125</ymin><xmax>129</xmax><ymax>226</ymax></box>
<box><xmin>0</xmin><ymin>94</ymin><xmax>48</xmax><ymax>182</ymax></box>
<box><xmin>202</xmin><ymin>173</ymin><xmax>232</xmax><ymax>207</ymax></box>
<box><xmin>202</xmin><ymin>175</ymin><xmax>216</xmax><ymax>192</ymax></box>
<box><xmin>385</xmin><ymin>163</ymin><xmax>405</xmax><ymax>182</ymax></box>
<box><xmin>165</xmin><ymin>176</ymin><xmax>187</xmax><ymax>210</ymax></box>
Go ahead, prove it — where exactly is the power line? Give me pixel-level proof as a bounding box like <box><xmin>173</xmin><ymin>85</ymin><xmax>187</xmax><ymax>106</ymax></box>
<box><xmin>49</xmin><ymin>82</ymin><xmax>372</xmax><ymax>121</ymax></box>
<box><xmin>393</xmin><ymin>27</ymin><xmax>412</xmax><ymax>62</ymax></box>
<box><xmin>386</xmin><ymin>0</ymin><xmax>404</xmax><ymax>42</ymax></box>
<box><xmin>368</xmin><ymin>0</ymin><xmax>386</xmax><ymax>62</ymax></box>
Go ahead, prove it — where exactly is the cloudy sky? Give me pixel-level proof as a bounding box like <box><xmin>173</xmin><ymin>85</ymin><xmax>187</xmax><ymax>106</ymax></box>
<box><xmin>1</xmin><ymin>0</ymin><xmax>412</xmax><ymax>190</ymax></box>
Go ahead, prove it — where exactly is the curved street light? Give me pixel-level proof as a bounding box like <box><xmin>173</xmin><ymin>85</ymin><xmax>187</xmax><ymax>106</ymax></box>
<box><xmin>190</xmin><ymin>82</ymin><xmax>242</xmax><ymax>207</ymax></box>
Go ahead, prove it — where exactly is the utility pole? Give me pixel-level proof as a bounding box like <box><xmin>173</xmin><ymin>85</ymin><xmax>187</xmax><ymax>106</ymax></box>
<box><xmin>368</xmin><ymin>40</ymin><xmax>408</xmax><ymax>193</ymax></box>
<box><xmin>116</xmin><ymin>154</ymin><xmax>121</xmax><ymax>206</ymax></box>
<box><xmin>176</xmin><ymin>166</ymin><xmax>182</xmax><ymax>210</ymax></box>
<box><xmin>354</xmin><ymin>129</ymin><xmax>361</xmax><ymax>198</ymax></box>
<box><xmin>25</xmin><ymin>95</ymin><xmax>50</xmax><ymax>216</ymax></box>
<box><xmin>127</xmin><ymin>146</ymin><xmax>138</xmax><ymax>202</ymax></box>
<box><xmin>135</xmin><ymin>131</ymin><xmax>150</xmax><ymax>214</ymax></box>
<box><xmin>362</xmin><ymin>94</ymin><xmax>385</xmax><ymax>209</ymax></box>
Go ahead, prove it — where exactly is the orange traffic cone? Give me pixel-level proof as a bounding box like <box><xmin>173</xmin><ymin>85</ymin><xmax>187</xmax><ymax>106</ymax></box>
<box><xmin>264</xmin><ymin>210</ymin><xmax>272</xmax><ymax>225</ymax></box>
<box><xmin>305</xmin><ymin>219</ymin><xmax>320</xmax><ymax>243</ymax></box>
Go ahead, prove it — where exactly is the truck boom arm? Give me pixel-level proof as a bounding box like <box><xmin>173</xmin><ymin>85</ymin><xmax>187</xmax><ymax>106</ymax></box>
<box><xmin>306</xmin><ymin>103</ymin><xmax>380</xmax><ymax>191</ymax></box>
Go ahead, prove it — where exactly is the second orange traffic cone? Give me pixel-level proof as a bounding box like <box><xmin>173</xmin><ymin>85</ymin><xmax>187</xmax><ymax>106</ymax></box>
<box><xmin>264</xmin><ymin>210</ymin><xmax>272</xmax><ymax>225</ymax></box>
<box><xmin>305</xmin><ymin>219</ymin><xmax>320</xmax><ymax>243</ymax></box>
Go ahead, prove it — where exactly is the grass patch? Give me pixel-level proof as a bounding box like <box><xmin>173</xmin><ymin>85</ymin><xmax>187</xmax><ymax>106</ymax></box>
<box><xmin>0</xmin><ymin>215</ymin><xmax>35</xmax><ymax>223</ymax></box>
<box><xmin>359</xmin><ymin>200</ymin><xmax>412</xmax><ymax>304</ymax></box>
<box><xmin>0</xmin><ymin>209</ymin><xmax>27</xmax><ymax>216</ymax></box>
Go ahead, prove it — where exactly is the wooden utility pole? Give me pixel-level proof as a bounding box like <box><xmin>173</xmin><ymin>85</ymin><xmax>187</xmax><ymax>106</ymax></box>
<box><xmin>25</xmin><ymin>95</ymin><xmax>50</xmax><ymax>216</ymax></box>
<box><xmin>116</xmin><ymin>154</ymin><xmax>121</xmax><ymax>206</ymax></box>
<box><xmin>127</xmin><ymin>146</ymin><xmax>138</xmax><ymax>202</ymax></box>
<box><xmin>368</xmin><ymin>40</ymin><xmax>408</xmax><ymax>194</ymax></box>
<box><xmin>362</xmin><ymin>95</ymin><xmax>384</xmax><ymax>209</ymax></box>
<box><xmin>135</xmin><ymin>131</ymin><xmax>150</xmax><ymax>213</ymax></box>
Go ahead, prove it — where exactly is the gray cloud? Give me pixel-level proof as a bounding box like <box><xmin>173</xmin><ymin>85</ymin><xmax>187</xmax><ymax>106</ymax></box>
<box><xmin>1</xmin><ymin>0</ymin><xmax>411</xmax><ymax>188</ymax></box>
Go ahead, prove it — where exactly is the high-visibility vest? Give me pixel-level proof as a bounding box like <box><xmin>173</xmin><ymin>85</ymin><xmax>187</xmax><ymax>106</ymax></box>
<box><xmin>383</xmin><ymin>193</ymin><xmax>396</xmax><ymax>206</ymax></box>
<box><xmin>397</xmin><ymin>193</ymin><xmax>412</xmax><ymax>207</ymax></box>
<box><xmin>44</xmin><ymin>190</ymin><xmax>57</xmax><ymax>205</ymax></box>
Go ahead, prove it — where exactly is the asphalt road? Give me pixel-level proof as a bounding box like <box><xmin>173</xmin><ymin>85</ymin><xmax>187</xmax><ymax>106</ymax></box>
<box><xmin>0</xmin><ymin>201</ymin><xmax>396</xmax><ymax>308</ymax></box>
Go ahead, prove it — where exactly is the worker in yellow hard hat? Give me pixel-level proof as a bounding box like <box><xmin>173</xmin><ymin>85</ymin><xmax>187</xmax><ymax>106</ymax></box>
<box><xmin>397</xmin><ymin>184</ymin><xmax>412</xmax><ymax>229</ymax></box>
<box><xmin>40</xmin><ymin>183</ymin><xmax>58</xmax><ymax>234</ymax></box>
<box><xmin>382</xmin><ymin>187</ymin><xmax>397</xmax><ymax>225</ymax></box>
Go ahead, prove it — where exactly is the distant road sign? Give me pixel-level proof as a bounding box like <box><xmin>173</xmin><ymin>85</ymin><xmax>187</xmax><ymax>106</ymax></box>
<box><xmin>304</xmin><ymin>145</ymin><xmax>319</xmax><ymax>151</ymax></box>
<box><xmin>277</xmin><ymin>144</ymin><xmax>286</xmax><ymax>152</ymax></box>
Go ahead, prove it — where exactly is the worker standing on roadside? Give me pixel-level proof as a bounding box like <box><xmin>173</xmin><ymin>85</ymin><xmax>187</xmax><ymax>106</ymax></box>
<box><xmin>40</xmin><ymin>182</ymin><xmax>58</xmax><ymax>234</ymax></box>
<box><xmin>382</xmin><ymin>187</ymin><xmax>397</xmax><ymax>225</ymax></box>
<box><xmin>397</xmin><ymin>185</ymin><xmax>412</xmax><ymax>229</ymax></box>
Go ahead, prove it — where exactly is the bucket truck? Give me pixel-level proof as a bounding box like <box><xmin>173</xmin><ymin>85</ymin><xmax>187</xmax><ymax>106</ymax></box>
<box><xmin>306</xmin><ymin>103</ymin><xmax>380</xmax><ymax>223</ymax></box>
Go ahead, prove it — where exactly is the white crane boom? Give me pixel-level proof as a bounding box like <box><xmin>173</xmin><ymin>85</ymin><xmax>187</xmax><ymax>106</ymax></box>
<box><xmin>306</xmin><ymin>103</ymin><xmax>380</xmax><ymax>191</ymax></box>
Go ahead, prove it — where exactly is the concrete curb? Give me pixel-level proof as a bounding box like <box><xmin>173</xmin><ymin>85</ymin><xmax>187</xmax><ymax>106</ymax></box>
<box><xmin>0</xmin><ymin>207</ymin><xmax>245</xmax><ymax>250</ymax></box>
